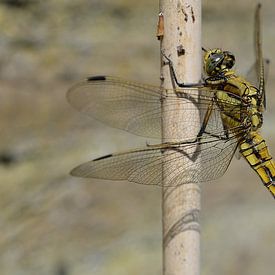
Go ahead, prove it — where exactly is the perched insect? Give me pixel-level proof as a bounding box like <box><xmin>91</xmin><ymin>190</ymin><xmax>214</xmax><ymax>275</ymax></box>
<box><xmin>67</xmin><ymin>4</ymin><xmax>275</xmax><ymax>198</ymax></box>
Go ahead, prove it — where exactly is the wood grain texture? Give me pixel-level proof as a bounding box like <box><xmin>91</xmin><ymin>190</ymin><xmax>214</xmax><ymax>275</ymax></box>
<box><xmin>159</xmin><ymin>0</ymin><xmax>202</xmax><ymax>274</ymax></box>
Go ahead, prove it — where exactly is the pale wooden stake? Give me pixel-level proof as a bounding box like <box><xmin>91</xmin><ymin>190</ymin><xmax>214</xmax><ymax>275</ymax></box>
<box><xmin>159</xmin><ymin>1</ymin><xmax>201</xmax><ymax>274</ymax></box>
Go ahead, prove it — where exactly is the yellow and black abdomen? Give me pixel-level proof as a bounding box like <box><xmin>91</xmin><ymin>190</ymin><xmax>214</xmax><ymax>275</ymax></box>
<box><xmin>209</xmin><ymin>73</ymin><xmax>274</xmax><ymax>198</ymax></box>
<box><xmin>239</xmin><ymin>132</ymin><xmax>275</xmax><ymax>198</ymax></box>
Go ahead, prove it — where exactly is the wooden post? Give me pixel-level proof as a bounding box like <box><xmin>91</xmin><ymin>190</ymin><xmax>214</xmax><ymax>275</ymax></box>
<box><xmin>158</xmin><ymin>1</ymin><xmax>201</xmax><ymax>274</ymax></box>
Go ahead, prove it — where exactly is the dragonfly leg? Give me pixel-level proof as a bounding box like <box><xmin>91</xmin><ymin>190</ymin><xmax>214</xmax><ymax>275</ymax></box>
<box><xmin>221</xmin><ymin>120</ymin><xmax>230</xmax><ymax>139</ymax></box>
<box><xmin>197</xmin><ymin>99</ymin><xmax>214</xmax><ymax>141</ymax></box>
<box><xmin>147</xmin><ymin>99</ymin><xmax>219</xmax><ymax>162</ymax></box>
<box><xmin>197</xmin><ymin>98</ymin><xmax>231</xmax><ymax>141</ymax></box>
<box><xmin>147</xmin><ymin>99</ymin><xmax>214</xmax><ymax>148</ymax></box>
<box><xmin>204</xmin><ymin>75</ymin><xmax>228</xmax><ymax>85</ymax></box>
<box><xmin>161</xmin><ymin>50</ymin><xmax>203</xmax><ymax>88</ymax></box>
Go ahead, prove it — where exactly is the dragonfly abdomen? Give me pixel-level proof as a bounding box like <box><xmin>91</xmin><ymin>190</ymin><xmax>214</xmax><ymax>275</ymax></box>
<box><xmin>239</xmin><ymin>132</ymin><xmax>275</xmax><ymax>198</ymax></box>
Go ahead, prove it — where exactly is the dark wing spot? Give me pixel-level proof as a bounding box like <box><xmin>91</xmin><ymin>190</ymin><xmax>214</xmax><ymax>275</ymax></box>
<box><xmin>87</xmin><ymin>76</ymin><xmax>106</xmax><ymax>81</ymax></box>
<box><xmin>93</xmin><ymin>154</ymin><xmax>113</xmax><ymax>161</ymax></box>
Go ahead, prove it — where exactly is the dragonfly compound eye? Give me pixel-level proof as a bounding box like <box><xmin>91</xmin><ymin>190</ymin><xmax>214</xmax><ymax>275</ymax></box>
<box><xmin>222</xmin><ymin>51</ymin><xmax>235</xmax><ymax>70</ymax></box>
<box><xmin>204</xmin><ymin>50</ymin><xmax>225</xmax><ymax>76</ymax></box>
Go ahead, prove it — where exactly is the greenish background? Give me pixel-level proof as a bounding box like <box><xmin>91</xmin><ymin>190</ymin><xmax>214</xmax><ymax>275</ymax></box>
<box><xmin>1</xmin><ymin>0</ymin><xmax>275</xmax><ymax>274</ymax></box>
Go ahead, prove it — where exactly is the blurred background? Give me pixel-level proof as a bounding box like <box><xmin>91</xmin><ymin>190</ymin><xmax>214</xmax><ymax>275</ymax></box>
<box><xmin>1</xmin><ymin>0</ymin><xmax>275</xmax><ymax>274</ymax></box>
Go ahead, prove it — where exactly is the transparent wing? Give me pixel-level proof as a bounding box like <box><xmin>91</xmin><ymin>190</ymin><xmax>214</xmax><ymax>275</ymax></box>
<box><xmin>70</xmin><ymin>131</ymin><xmax>240</xmax><ymax>186</ymax></box>
<box><xmin>67</xmin><ymin>75</ymin><xmax>163</xmax><ymax>138</ymax></box>
<box><xmin>67</xmin><ymin>75</ymin><xmax>242</xmax><ymax>139</ymax></box>
<box><xmin>255</xmin><ymin>4</ymin><xmax>265</xmax><ymax>98</ymax></box>
<box><xmin>70</xmin><ymin>96</ymin><xmax>244</xmax><ymax>185</ymax></box>
<box><xmin>246</xmin><ymin>4</ymin><xmax>266</xmax><ymax>108</ymax></box>
<box><xmin>246</xmin><ymin>59</ymin><xmax>269</xmax><ymax>90</ymax></box>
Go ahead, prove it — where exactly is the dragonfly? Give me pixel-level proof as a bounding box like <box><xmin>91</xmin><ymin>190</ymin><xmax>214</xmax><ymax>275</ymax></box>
<box><xmin>67</xmin><ymin>4</ymin><xmax>275</xmax><ymax>198</ymax></box>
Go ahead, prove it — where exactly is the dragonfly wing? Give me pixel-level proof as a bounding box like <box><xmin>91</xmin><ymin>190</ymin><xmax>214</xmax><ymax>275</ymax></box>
<box><xmin>246</xmin><ymin>59</ymin><xmax>269</xmax><ymax>89</ymax></box>
<box><xmin>67</xmin><ymin>75</ymin><xmax>242</xmax><ymax>140</ymax></box>
<box><xmin>244</xmin><ymin>4</ymin><xmax>268</xmax><ymax>109</ymax></box>
<box><xmin>254</xmin><ymin>4</ymin><xmax>266</xmax><ymax>107</ymax></box>
<box><xmin>71</xmin><ymin>131</ymin><xmax>240</xmax><ymax>186</ymax></box>
<box><xmin>67</xmin><ymin>76</ymin><xmax>163</xmax><ymax>138</ymax></box>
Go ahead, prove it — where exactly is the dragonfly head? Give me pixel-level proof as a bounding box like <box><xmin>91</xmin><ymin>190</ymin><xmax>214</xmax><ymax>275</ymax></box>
<box><xmin>204</xmin><ymin>48</ymin><xmax>235</xmax><ymax>76</ymax></box>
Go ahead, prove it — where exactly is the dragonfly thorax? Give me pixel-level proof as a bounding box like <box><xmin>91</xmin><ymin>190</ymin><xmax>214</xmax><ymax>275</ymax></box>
<box><xmin>204</xmin><ymin>48</ymin><xmax>235</xmax><ymax>77</ymax></box>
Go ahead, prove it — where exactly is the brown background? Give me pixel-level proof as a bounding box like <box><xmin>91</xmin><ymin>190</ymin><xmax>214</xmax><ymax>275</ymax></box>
<box><xmin>1</xmin><ymin>0</ymin><xmax>275</xmax><ymax>274</ymax></box>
